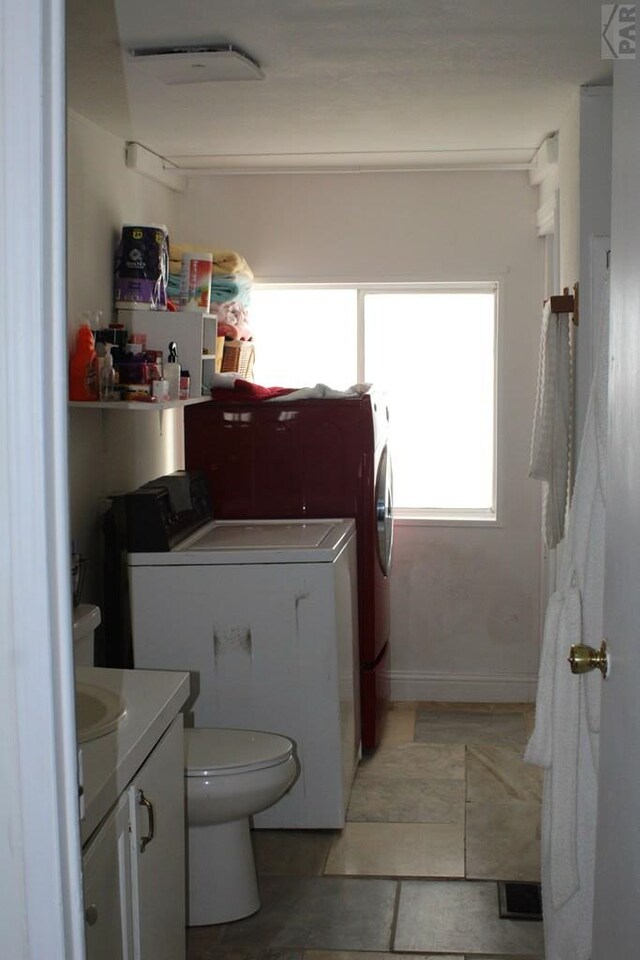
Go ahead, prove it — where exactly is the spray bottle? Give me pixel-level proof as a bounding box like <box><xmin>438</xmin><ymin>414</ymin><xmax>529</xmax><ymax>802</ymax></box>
<box><xmin>165</xmin><ymin>341</ymin><xmax>181</xmax><ymax>400</ymax></box>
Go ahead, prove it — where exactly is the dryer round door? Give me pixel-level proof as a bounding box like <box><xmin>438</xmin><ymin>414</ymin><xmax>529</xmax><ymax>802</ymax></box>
<box><xmin>375</xmin><ymin>444</ymin><xmax>393</xmax><ymax>576</ymax></box>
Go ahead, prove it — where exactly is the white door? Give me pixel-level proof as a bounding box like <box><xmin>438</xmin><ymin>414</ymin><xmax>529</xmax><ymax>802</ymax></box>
<box><xmin>592</xmin><ymin>58</ymin><xmax>640</xmax><ymax>957</ymax></box>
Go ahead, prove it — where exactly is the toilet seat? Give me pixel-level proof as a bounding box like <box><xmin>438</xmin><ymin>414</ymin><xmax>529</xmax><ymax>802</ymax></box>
<box><xmin>185</xmin><ymin>727</ymin><xmax>294</xmax><ymax>777</ymax></box>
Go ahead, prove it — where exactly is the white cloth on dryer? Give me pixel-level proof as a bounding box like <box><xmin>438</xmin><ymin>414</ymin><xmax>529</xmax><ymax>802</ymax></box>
<box><xmin>267</xmin><ymin>382</ymin><xmax>371</xmax><ymax>402</ymax></box>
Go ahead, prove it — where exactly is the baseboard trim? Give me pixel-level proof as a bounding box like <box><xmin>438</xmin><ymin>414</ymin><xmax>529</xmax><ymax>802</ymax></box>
<box><xmin>389</xmin><ymin>670</ymin><xmax>538</xmax><ymax>703</ymax></box>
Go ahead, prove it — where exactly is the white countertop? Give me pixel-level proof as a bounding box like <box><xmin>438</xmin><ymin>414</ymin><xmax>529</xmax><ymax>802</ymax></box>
<box><xmin>77</xmin><ymin>666</ymin><xmax>190</xmax><ymax>844</ymax></box>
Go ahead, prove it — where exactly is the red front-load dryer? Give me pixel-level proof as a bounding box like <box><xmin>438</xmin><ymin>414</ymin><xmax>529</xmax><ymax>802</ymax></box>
<box><xmin>184</xmin><ymin>389</ymin><xmax>393</xmax><ymax>750</ymax></box>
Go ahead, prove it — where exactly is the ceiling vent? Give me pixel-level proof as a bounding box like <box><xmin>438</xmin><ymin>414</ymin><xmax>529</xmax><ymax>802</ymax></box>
<box><xmin>127</xmin><ymin>44</ymin><xmax>264</xmax><ymax>85</ymax></box>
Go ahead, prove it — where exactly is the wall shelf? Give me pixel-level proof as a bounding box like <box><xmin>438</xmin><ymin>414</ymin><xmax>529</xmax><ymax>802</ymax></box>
<box><xmin>69</xmin><ymin>310</ymin><xmax>217</xmax><ymax>434</ymax></box>
<box><xmin>68</xmin><ymin>396</ymin><xmax>211</xmax><ymax>412</ymax></box>
<box><xmin>68</xmin><ymin>395</ymin><xmax>211</xmax><ymax>436</ymax></box>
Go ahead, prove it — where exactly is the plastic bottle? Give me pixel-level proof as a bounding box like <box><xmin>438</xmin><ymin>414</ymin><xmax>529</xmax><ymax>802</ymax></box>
<box><xmin>165</xmin><ymin>341</ymin><xmax>181</xmax><ymax>400</ymax></box>
<box><xmin>95</xmin><ymin>342</ymin><xmax>106</xmax><ymax>396</ymax></box>
<box><xmin>69</xmin><ymin>323</ymin><xmax>98</xmax><ymax>401</ymax></box>
<box><xmin>91</xmin><ymin>309</ymin><xmax>104</xmax><ymax>336</ymax></box>
<box><xmin>99</xmin><ymin>344</ymin><xmax>118</xmax><ymax>401</ymax></box>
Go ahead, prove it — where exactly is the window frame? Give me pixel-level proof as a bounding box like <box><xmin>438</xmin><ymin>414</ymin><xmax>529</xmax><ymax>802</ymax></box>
<box><xmin>251</xmin><ymin>279</ymin><xmax>502</xmax><ymax>527</ymax></box>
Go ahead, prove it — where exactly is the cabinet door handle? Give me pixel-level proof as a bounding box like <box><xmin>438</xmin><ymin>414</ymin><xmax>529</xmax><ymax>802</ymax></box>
<box><xmin>137</xmin><ymin>789</ymin><xmax>155</xmax><ymax>852</ymax></box>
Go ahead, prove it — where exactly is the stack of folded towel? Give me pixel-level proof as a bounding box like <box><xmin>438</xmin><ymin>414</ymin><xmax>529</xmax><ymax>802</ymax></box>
<box><xmin>168</xmin><ymin>243</ymin><xmax>254</xmax><ymax>340</ymax></box>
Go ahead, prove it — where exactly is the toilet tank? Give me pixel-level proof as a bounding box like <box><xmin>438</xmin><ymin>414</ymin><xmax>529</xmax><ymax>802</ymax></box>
<box><xmin>72</xmin><ymin>604</ymin><xmax>101</xmax><ymax>666</ymax></box>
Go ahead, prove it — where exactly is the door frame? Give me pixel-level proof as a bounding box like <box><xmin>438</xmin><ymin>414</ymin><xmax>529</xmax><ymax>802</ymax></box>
<box><xmin>0</xmin><ymin>0</ymin><xmax>83</xmax><ymax>955</ymax></box>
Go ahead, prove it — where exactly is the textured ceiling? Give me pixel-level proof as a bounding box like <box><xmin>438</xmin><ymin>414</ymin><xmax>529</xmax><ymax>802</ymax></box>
<box><xmin>66</xmin><ymin>0</ymin><xmax>611</xmax><ymax>171</ymax></box>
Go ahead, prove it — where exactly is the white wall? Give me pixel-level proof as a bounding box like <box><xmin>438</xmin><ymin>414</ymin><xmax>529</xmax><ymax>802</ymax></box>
<box><xmin>177</xmin><ymin>171</ymin><xmax>544</xmax><ymax>700</ymax></box>
<box><xmin>66</xmin><ymin>112</ymin><xmax>184</xmax><ymax>616</ymax></box>
<box><xmin>558</xmin><ymin>93</ymin><xmax>581</xmax><ymax>294</ymax></box>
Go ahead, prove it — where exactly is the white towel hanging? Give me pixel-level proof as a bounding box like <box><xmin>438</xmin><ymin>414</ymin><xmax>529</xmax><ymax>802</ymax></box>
<box><xmin>525</xmin><ymin>276</ymin><xmax>608</xmax><ymax>960</ymax></box>
<box><xmin>529</xmin><ymin>301</ymin><xmax>572</xmax><ymax>548</ymax></box>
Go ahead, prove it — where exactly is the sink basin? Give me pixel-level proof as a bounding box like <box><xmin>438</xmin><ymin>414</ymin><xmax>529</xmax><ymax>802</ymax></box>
<box><xmin>76</xmin><ymin>682</ymin><xmax>127</xmax><ymax>742</ymax></box>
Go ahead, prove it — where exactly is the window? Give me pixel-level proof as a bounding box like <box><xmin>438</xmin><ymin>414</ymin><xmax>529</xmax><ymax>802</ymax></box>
<box><xmin>250</xmin><ymin>284</ymin><xmax>498</xmax><ymax>522</ymax></box>
<box><xmin>251</xmin><ymin>288</ymin><xmax>358</xmax><ymax>388</ymax></box>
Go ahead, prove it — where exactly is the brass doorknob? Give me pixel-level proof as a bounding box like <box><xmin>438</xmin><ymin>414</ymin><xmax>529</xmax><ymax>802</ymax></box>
<box><xmin>568</xmin><ymin>640</ymin><xmax>608</xmax><ymax>677</ymax></box>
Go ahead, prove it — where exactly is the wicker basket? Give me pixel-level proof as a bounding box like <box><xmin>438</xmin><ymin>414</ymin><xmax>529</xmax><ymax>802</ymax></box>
<box><xmin>221</xmin><ymin>340</ymin><xmax>255</xmax><ymax>380</ymax></box>
<box><xmin>214</xmin><ymin>336</ymin><xmax>225</xmax><ymax>373</ymax></box>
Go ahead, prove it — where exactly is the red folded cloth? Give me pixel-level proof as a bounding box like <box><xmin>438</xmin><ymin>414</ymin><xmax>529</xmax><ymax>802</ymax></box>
<box><xmin>210</xmin><ymin>379</ymin><xmax>295</xmax><ymax>401</ymax></box>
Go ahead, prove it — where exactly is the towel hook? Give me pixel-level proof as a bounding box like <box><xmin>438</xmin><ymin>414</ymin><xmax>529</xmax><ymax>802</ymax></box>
<box><xmin>549</xmin><ymin>283</ymin><xmax>579</xmax><ymax>326</ymax></box>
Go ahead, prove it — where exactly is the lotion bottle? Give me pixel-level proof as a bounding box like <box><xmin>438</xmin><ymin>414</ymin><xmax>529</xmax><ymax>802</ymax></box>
<box><xmin>165</xmin><ymin>341</ymin><xmax>181</xmax><ymax>400</ymax></box>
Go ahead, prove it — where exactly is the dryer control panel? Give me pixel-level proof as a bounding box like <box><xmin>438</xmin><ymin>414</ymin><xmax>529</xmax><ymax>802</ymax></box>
<box><xmin>124</xmin><ymin>470</ymin><xmax>212</xmax><ymax>552</ymax></box>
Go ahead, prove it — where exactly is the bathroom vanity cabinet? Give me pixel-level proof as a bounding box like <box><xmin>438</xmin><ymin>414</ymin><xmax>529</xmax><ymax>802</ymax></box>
<box><xmin>78</xmin><ymin>667</ymin><xmax>189</xmax><ymax>960</ymax></box>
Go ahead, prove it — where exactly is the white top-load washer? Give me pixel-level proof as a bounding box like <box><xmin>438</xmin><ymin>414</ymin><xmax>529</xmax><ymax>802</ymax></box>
<box><xmin>127</xmin><ymin>503</ymin><xmax>360</xmax><ymax>829</ymax></box>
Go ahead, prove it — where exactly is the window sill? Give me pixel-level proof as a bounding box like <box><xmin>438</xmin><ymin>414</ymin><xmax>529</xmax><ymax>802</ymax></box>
<box><xmin>393</xmin><ymin>509</ymin><xmax>500</xmax><ymax>529</ymax></box>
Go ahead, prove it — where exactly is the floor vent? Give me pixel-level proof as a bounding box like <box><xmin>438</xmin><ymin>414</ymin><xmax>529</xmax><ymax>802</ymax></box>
<box><xmin>498</xmin><ymin>881</ymin><xmax>543</xmax><ymax>921</ymax></box>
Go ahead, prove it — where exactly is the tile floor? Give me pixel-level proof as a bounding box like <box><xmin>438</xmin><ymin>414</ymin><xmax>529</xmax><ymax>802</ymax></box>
<box><xmin>188</xmin><ymin>701</ymin><xmax>544</xmax><ymax>960</ymax></box>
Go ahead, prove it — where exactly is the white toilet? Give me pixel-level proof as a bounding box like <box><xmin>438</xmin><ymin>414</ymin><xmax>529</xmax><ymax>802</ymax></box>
<box><xmin>72</xmin><ymin>603</ymin><xmax>100</xmax><ymax>666</ymax></box>
<box><xmin>72</xmin><ymin>604</ymin><xmax>296</xmax><ymax>926</ymax></box>
<box><xmin>184</xmin><ymin>727</ymin><xmax>297</xmax><ymax>926</ymax></box>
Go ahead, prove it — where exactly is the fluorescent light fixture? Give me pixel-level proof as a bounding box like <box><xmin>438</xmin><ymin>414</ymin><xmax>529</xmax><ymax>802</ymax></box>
<box><xmin>127</xmin><ymin>43</ymin><xmax>264</xmax><ymax>84</ymax></box>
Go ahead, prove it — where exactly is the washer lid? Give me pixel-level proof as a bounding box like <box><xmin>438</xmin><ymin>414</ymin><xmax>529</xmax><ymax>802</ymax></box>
<box><xmin>184</xmin><ymin>727</ymin><xmax>294</xmax><ymax>776</ymax></box>
<box><xmin>185</xmin><ymin>520</ymin><xmax>337</xmax><ymax>550</ymax></box>
<box><xmin>128</xmin><ymin>517</ymin><xmax>355</xmax><ymax>565</ymax></box>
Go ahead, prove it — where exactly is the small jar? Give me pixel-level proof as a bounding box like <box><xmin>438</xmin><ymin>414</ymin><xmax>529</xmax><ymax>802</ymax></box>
<box><xmin>179</xmin><ymin>369</ymin><xmax>191</xmax><ymax>400</ymax></box>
